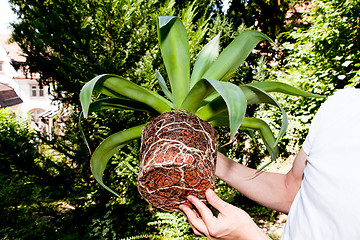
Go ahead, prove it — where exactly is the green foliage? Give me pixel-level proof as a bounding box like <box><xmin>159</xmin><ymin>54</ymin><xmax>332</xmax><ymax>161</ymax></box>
<box><xmin>0</xmin><ymin>109</ymin><xmax>69</xmax><ymax>186</ymax></box>
<box><xmin>263</xmin><ymin>0</ymin><xmax>360</xmax><ymax>152</ymax></box>
<box><xmin>6</xmin><ymin>1</ymin><xmax>239</xmax><ymax>239</ymax></box>
<box><xmin>221</xmin><ymin>0</ymin><xmax>301</xmax><ymax>71</ymax></box>
<box><xmin>148</xmin><ymin>212</ymin><xmax>192</xmax><ymax>239</ymax></box>
<box><xmin>9</xmin><ymin>0</ymin><xmax>210</xmax><ymax>104</ymax></box>
<box><xmin>0</xmin><ymin>109</ymin><xmax>158</xmax><ymax>239</ymax></box>
<box><xmin>4</xmin><ymin>0</ymin><xmax>348</xmax><ymax>238</ymax></box>
<box><xmin>0</xmin><ymin>109</ymin><xmax>63</xmax><ymax>239</ymax></box>
<box><xmin>280</xmin><ymin>0</ymin><xmax>360</xmax><ymax>92</ymax></box>
<box><xmin>80</xmin><ymin>14</ymin><xmax>322</xmax><ymax>197</ymax></box>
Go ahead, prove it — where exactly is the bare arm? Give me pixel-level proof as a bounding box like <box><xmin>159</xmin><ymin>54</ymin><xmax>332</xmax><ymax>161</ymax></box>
<box><xmin>215</xmin><ymin>148</ymin><xmax>307</xmax><ymax>213</ymax></box>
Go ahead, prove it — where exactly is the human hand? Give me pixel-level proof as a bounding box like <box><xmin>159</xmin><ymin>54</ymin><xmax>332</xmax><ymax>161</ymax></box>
<box><xmin>179</xmin><ymin>189</ymin><xmax>270</xmax><ymax>240</ymax></box>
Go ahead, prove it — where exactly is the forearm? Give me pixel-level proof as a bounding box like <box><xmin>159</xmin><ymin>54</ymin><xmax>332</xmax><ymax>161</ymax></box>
<box><xmin>215</xmin><ymin>152</ymin><xmax>301</xmax><ymax>213</ymax></box>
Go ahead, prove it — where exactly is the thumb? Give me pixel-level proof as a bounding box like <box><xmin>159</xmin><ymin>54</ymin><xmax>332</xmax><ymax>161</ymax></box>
<box><xmin>205</xmin><ymin>189</ymin><xmax>230</xmax><ymax>213</ymax></box>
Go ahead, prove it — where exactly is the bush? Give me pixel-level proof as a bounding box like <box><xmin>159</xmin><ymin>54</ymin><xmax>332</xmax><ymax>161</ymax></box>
<box><xmin>0</xmin><ymin>109</ymin><xmax>56</xmax><ymax>239</ymax></box>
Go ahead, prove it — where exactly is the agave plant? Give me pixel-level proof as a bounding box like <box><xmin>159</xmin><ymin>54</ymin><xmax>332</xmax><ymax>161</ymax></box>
<box><xmin>80</xmin><ymin>16</ymin><xmax>322</xmax><ymax>212</ymax></box>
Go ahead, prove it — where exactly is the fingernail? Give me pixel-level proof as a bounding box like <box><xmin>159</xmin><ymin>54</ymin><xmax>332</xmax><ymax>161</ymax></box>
<box><xmin>206</xmin><ymin>189</ymin><xmax>214</xmax><ymax>195</ymax></box>
<box><xmin>206</xmin><ymin>189</ymin><xmax>216</xmax><ymax>200</ymax></box>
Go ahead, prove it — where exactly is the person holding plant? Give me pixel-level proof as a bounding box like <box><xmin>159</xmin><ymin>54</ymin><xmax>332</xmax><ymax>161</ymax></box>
<box><xmin>180</xmin><ymin>87</ymin><xmax>360</xmax><ymax>240</ymax></box>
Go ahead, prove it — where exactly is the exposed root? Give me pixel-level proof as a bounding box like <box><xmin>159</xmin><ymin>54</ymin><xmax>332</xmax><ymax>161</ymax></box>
<box><xmin>138</xmin><ymin>111</ymin><xmax>217</xmax><ymax>212</ymax></box>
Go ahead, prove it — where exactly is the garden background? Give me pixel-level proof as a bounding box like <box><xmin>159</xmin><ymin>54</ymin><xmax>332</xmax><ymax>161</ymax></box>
<box><xmin>1</xmin><ymin>0</ymin><xmax>359</xmax><ymax>239</ymax></box>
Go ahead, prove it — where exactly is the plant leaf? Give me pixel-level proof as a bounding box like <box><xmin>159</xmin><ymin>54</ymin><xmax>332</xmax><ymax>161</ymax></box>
<box><xmin>203</xmin><ymin>30</ymin><xmax>271</xmax><ymax>81</ymax></box>
<box><xmin>210</xmin><ymin>115</ymin><xmax>279</xmax><ymax>165</ymax></box>
<box><xmin>196</xmin><ymin>95</ymin><xmax>227</xmax><ymax>121</ymax></box>
<box><xmin>156</xmin><ymin>71</ymin><xmax>173</xmax><ymax>102</ymax></box>
<box><xmin>240</xmin><ymin>117</ymin><xmax>278</xmax><ymax>161</ymax></box>
<box><xmin>190</xmin><ymin>33</ymin><xmax>220</xmax><ymax>88</ymax></box>
<box><xmin>207</xmin><ymin>110</ymin><xmax>230</xmax><ymax>126</ymax></box>
<box><xmin>180</xmin><ymin>78</ymin><xmax>213</xmax><ymax>112</ymax></box>
<box><xmin>88</xmin><ymin>97</ymin><xmax>156</xmax><ymax>113</ymax></box>
<box><xmin>202</xmin><ymin>78</ymin><xmax>247</xmax><ymax>139</ymax></box>
<box><xmin>182</xmin><ymin>78</ymin><xmax>247</xmax><ymax>139</ymax></box>
<box><xmin>80</xmin><ymin>74</ymin><xmax>172</xmax><ymax>118</ymax></box>
<box><xmin>158</xmin><ymin>16</ymin><xmax>190</xmax><ymax>108</ymax></box>
<box><xmin>241</xmin><ymin>84</ymin><xmax>288</xmax><ymax>147</ymax></box>
<box><xmin>78</xmin><ymin>113</ymin><xmax>91</xmax><ymax>153</ymax></box>
<box><xmin>79</xmin><ymin>98</ymin><xmax>153</xmax><ymax>154</ymax></box>
<box><xmin>90</xmin><ymin>124</ymin><xmax>145</xmax><ymax>197</ymax></box>
<box><xmin>244</xmin><ymin>81</ymin><xmax>325</xmax><ymax>102</ymax></box>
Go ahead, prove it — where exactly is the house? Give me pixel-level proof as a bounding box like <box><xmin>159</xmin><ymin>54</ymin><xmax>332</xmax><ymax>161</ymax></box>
<box><xmin>0</xmin><ymin>82</ymin><xmax>22</xmax><ymax>108</ymax></box>
<box><xmin>0</xmin><ymin>34</ymin><xmax>59</xmax><ymax>132</ymax></box>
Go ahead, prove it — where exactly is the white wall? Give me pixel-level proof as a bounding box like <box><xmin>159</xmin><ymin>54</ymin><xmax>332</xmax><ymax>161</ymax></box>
<box><xmin>0</xmin><ymin>44</ymin><xmax>17</xmax><ymax>86</ymax></box>
<box><xmin>15</xmin><ymin>77</ymin><xmax>55</xmax><ymax>114</ymax></box>
<box><xmin>0</xmin><ymin>39</ymin><xmax>56</xmax><ymax>120</ymax></box>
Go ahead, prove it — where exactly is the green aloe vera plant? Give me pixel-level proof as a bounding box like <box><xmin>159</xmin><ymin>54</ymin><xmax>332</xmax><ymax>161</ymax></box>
<box><xmin>80</xmin><ymin>16</ymin><xmax>323</xmax><ymax>201</ymax></box>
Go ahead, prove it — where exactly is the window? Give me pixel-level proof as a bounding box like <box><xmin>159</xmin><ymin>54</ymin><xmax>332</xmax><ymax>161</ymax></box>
<box><xmin>29</xmin><ymin>108</ymin><xmax>45</xmax><ymax>124</ymax></box>
<box><xmin>31</xmin><ymin>85</ymin><xmax>45</xmax><ymax>97</ymax></box>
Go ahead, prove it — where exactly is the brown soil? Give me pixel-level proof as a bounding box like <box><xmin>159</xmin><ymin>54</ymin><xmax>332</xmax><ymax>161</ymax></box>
<box><xmin>138</xmin><ymin>110</ymin><xmax>218</xmax><ymax>212</ymax></box>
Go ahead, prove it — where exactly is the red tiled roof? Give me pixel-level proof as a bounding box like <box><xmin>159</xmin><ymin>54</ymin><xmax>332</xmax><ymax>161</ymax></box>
<box><xmin>0</xmin><ymin>82</ymin><xmax>23</xmax><ymax>108</ymax></box>
<box><xmin>0</xmin><ymin>34</ymin><xmax>26</xmax><ymax>62</ymax></box>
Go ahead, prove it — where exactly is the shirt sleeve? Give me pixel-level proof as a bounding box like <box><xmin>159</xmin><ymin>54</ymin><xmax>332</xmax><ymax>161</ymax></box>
<box><xmin>301</xmin><ymin>89</ymin><xmax>355</xmax><ymax>155</ymax></box>
<box><xmin>302</xmin><ymin>100</ymin><xmax>327</xmax><ymax>155</ymax></box>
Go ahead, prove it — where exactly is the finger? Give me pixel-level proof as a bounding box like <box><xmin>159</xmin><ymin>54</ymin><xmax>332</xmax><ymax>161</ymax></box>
<box><xmin>187</xmin><ymin>195</ymin><xmax>215</xmax><ymax>222</ymax></box>
<box><xmin>189</xmin><ymin>220</ymin><xmax>205</xmax><ymax>236</ymax></box>
<box><xmin>179</xmin><ymin>204</ymin><xmax>198</xmax><ymax>221</ymax></box>
<box><xmin>180</xmin><ymin>204</ymin><xmax>209</xmax><ymax>236</ymax></box>
<box><xmin>205</xmin><ymin>189</ymin><xmax>231</xmax><ymax>214</ymax></box>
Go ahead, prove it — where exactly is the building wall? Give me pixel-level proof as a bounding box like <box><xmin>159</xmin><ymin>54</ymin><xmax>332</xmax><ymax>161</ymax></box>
<box><xmin>0</xmin><ymin>41</ymin><xmax>17</xmax><ymax>86</ymax></box>
<box><xmin>0</xmin><ymin>34</ymin><xmax>57</xmax><ymax>124</ymax></box>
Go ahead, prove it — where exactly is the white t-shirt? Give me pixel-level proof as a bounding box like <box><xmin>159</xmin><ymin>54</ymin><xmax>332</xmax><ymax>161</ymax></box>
<box><xmin>282</xmin><ymin>88</ymin><xmax>360</xmax><ymax>240</ymax></box>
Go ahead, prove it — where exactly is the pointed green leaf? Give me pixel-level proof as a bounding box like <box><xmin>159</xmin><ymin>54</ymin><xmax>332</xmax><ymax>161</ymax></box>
<box><xmin>207</xmin><ymin>111</ymin><xmax>230</xmax><ymax>126</ymax></box>
<box><xmin>158</xmin><ymin>16</ymin><xmax>190</xmax><ymax>108</ymax></box>
<box><xmin>88</xmin><ymin>97</ymin><xmax>156</xmax><ymax>113</ymax></box>
<box><xmin>203</xmin><ymin>78</ymin><xmax>247</xmax><ymax>139</ymax></box>
<box><xmin>182</xmin><ymin>78</ymin><xmax>247</xmax><ymax>139</ymax></box>
<box><xmin>194</xmin><ymin>91</ymin><xmax>221</xmax><ymax>109</ymax></box>
<box><xmin>184</xmin><ymin>78</ymin><xmax>248</xmax><ymax>140</ymax></box>
<box><xmin>196</xmin><ymin>96</ymin><xmax>227</xmax><ymax>121</ymax></box>
<box><xmin>79</xmin><ymin>113</ymin><xmax>92</xmax><ymax>153</ymax></box>
<box><xmin>209</xmin><ymin>114</ymin><xmax>279</xmax><ymax>166</ymax></box>
<box><xmin>180</xmin><ymin>78</ymin><xmax>213</xmax><ymax>112</ymax></box>
<box><xmin>158</xmin><ymin>16</ymin><xmax>174</xmax><ymax>28</ymax></box>
<box><xmin>240</xmin><ymin>117</ymin><xmax>278</xmax><ymax>161</ymax></box>
<box><xmin>156</xmin><ymin>71</ymin><xmax>173</xmax><ymax>102</ymax></box>
<box><xmin>203</xmin><ymin>30</ymin><xmax>271</xmax><ymax>81</ymax></box>
<box><xmin>244</xmin><ymin>82</ymin><xmax>325</xmax><ymax>101</ymax></box>
<box><xmin>90</xmin><ymin>124</ymin><xmax>145</xmax><ymax>197</ymax></box>
<box><xmin>241</xmin><ymin>117</ymin><xmax>279</xmax><ymax>170</ymax></box>
<box><xmin>190</xmin><ymin>33</ymin><xmax>220</xmax><ymax>88</ymax></box>
<box><xmin>241</xmin><ymin>84</ymin><xmax>288</xmax><ymax>147</ymax></box>
<box><xmin>80</xmin><ymin>74</ymin><xmax>172</xmax><ymax>118</ymax></box>
<box><xmin>79</xmin><ymin>98</ymin><xmax>153</xmax><ymax>154</ymax></box>
<box><xmin>209</xmin><ymin>114</ymin><xmax>277</xmax><ymax>152</ymax></box>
